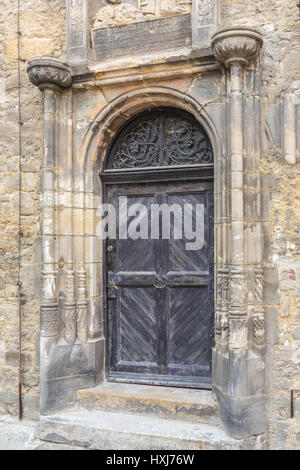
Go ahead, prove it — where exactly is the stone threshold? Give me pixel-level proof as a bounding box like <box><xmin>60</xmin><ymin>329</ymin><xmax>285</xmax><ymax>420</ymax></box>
<box><xmin>76</xmin><ymin>381</ymin><xmax>220</xmax><ymax>425</ymax></box>
<box><xmin>37</xmin><ymin>409</ymin><xmax>240</xmax><ymax>450</ymax></box>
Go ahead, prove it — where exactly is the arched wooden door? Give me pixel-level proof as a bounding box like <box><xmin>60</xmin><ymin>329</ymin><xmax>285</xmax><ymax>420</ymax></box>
<box><xmin>101</xmin><ymin>108</ymin><xmax>214</xmax><ymax>388</ymax></box>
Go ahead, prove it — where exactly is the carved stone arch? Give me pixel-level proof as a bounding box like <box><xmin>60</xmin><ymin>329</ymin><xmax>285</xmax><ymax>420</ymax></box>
<box><xmin>78</xmin><ymin>86</ymin><xmax>224</xmax><ymax>380</ymax></box>
<box><xmin>77</xmin><ymin>88</ymin><xmax>223</xmax><ymax>298</ymax></box>
<box><xmin>78</xmin><ymin>86</ymin><xmax>223</xmax><ymax>176</ymax></box>
<box><xmin>79</xmin><ymin>92</ymin><xmax>224</xmax><ymax>347</ymax></box>
<box><xmin>78</xmin><ymin>88</ymin><xmax>224</xmax><ymax>355</ymax></box>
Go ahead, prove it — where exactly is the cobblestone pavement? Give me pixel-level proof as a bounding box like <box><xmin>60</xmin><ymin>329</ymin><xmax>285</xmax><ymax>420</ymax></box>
<box><xmin>0</xmin><ymin>415</ymin><xmax>81</xmax><ymax>450</ymax></box>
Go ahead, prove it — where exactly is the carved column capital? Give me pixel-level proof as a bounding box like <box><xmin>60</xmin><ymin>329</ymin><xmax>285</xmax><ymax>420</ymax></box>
<box><xmin>27</xmin><ymin>57</ymin><xmax>72</xmax><ymax>92</ymax></box>
<box><xmin>211</xmin><ymin>26</ymin><xmax>263</xmax><ymax>68</ymax></box>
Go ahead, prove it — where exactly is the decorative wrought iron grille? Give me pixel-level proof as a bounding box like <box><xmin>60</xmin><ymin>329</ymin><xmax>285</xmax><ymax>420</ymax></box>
<box><xmin>108</xmin><ymin>109</ymin><xmax>213</xmax><ymax>169</ymax></box>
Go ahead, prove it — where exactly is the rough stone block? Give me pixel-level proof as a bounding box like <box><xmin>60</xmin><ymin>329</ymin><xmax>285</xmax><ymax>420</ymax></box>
<box><xmin>214</xmin><ymin>385</ymin><xmax>266</xmax><ymax>439</ymax></box>
<box><xmin>294</xmin><ymin>397</ymin><xmax>300</xmax><ymax>419</ymax></box>
<box><xmin>264</xmin><ymin>268</ymin><xmax>280</xmax><ymax>304</ymax></box>
<box><xmin>23</xmin><ymin>394</ymin><xmax>40</xmax><ymax>421</ymax></box>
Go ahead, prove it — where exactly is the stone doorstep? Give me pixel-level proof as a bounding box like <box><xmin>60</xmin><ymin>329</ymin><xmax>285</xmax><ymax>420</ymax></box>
<box><xmin>37</xmin><ymin>410</ymin><xmax>240</xmax><ymax>450</ymax></box>
<box><xmin>76</xmin><ymin>382</ymin><xmax>220</xmax><ymax>425</ymax></box>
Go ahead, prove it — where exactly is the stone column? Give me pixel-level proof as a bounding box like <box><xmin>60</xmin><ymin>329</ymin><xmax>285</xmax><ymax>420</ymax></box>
<box><xmin>211</xmin><ymin>27</ymin><xmax>265</xmax><ymax>438</ymax></box>
<box><xmin>283</xmin><ymin>92</ymin><xmax>296</xmax><ymax>164</ymax></box>
<box><xmin>27</xmin><ymin>58</ymin><xmax>72</xmax><ymax>411</ymax></box>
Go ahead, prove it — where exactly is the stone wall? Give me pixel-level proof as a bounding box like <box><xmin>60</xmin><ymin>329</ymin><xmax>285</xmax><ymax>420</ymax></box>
<box><xmin>0</xmin><ymin>0</ymin><xmax>66</xmax><ymax>419</ymax></box>
<box><xmin>222</xmin><ymin>0</ymin><xmax>300</xmax><ymax>450</ymax></box>
<box><xmin>0</xmin><ymin>0</ymin><xmax>299</xmax><ymax>450</ymax></box>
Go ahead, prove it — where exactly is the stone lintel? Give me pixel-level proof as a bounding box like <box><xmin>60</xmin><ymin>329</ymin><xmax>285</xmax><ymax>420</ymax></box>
<box><xmin>71</xmin><ymin>54</ymin><xmax>220</xmax><ymax>89</ymax></box>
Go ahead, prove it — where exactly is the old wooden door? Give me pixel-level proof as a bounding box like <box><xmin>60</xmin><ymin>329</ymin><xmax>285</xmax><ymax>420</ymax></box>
<box><xmin>102</xmin><ymin>109</ymin><xmax>214</xmax><ymax>389</ymax></box>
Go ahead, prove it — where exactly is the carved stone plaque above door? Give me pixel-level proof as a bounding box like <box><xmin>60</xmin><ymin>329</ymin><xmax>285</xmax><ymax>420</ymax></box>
<box><xmin>91</xmin><ymin>0</ymin><xmax>219</xmax><ymax>61</ymax></box>
<box><xmin>92</xmin><ymin>12</ymin><xmax>192</xmax><ymax>61</ymax></box>
<box><xmin>93</xmin><ymin>0</ymin><xmax>192</xmax><ymax>29</ymax></box>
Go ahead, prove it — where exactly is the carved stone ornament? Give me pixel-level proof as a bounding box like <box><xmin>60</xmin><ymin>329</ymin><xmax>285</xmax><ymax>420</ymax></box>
<box><xmin>27</xmin><ymin>57</ymin><xmax>72</xmax><ymax>92</ymax></box>
<box><xmin>64</xmin><ymin>269</ymin><xmax>77</xmax><ymax>343</ymax></box>
<box><xmin>93</xmin><ymin>0</ymin><xmax>192</xmax><ymax>29</ymax></box>
<box><xmin>211</xmin><ymin>26</ymin><xmax>263</xmax><ymax>68</ymax></box>
<box><xmin>230</xmin><ymin>271</ymin><xmax>246</xmax><ymax>309</ymax></box>
<box><xmin>197</xmin><ymin>0</ymin><xmax>214</xmax><ymax>26</ymax></box>
<box><xmin>215</xmin><ymin>311</ymin><xmax>221</xmax><ymax>338</ymax></box>
<box><xmin>40</xmin><ymin>303</ymin><xmax>59</xmax><ymax>337</ymax></box>
<box><xmin>253</xmin><ymin>314</ymin><xmax>265</xmax><ymax>347</ymax></box>
<box><xmin>220</xmin><ymin>312</ymin><xmax>229</xmax><ymax>343</ymax></box>
<box><xmin>229</xmin><ymin>317</ymin><xmax>248</xmax><ymax>349</ymax></box>
<box><xmin>254</xmin><ymin>269</ymin><xmax>264</xmax><ymax>305</ymax></box>
<box><xmin>41</xmin><ymin>270</ymin><xmax>57</xmax><ymax>301</ymax></box>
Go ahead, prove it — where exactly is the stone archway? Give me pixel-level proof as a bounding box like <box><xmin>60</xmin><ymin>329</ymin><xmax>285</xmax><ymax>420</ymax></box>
<box><xmin>27</xmin><ymin>26</ymin><xmax>267</xmax><ymax>439</ymax></box>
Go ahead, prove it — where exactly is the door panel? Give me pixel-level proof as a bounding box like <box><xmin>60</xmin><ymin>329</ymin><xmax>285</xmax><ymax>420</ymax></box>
<box><xmin>168</xmin><ymin>192</ymin><xmax>210</xmax><ymax>273</ymax></box>
<box><xmin>169</xmin><ymin>286</ymin><xmax>211</xmax><ymax>367</ymax></box>
<box><xmin>118</xmin><ymin>194</ymin><xmax>155</xmax><ymax>272</ymax></box>
<box><xmin>106</xmin><ymin>179</ymin><xmax>214</xmax><ymax>388</ymax></box>
<box><xmin>119</xmin><ymin>287</ymin><xmax>158</xmax><ymax>365</ymax></box>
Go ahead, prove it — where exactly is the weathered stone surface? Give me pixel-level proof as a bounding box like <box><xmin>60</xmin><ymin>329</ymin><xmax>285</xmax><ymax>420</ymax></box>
<box><xmin>37</xmin><ymin>409</ymin><xmax>241</xmax><ymax>450</ymax></box>
<box><xmin>294</xmin><ymin>397</ymin><xmax>300</xmax><ymax>419</ymax></box>
<box><xmin>92</xmin><ymin>14</ymin><xmax>192</xmax><ymax>61</ymax></box>
<box><xmin>0</xmin><ymin>0</ymin><xmax>66</xmax><ymax>419</ymax></box>
<box><xmin>77</xmin><ymin>382</ymin><xmax>220</xmax><ymax>425</ymax></box>
<box><xmin>192</xmin><ymin>0</ymin><xmax>220</xmax><ymax>48</ymax></box>
<box><xmin>0</xmin><ymin>0</ymin><xmax>300</xmax><ymax>451</ymax></box>
<box><xmin>0</xmin><ymin>417</ymin><xmax>36</xmax><ymax>450</ymax></box>
<box><xmin>0</xmin><ymin>415</ymin><xmax>82</xmax><ymax>450</ymax></box>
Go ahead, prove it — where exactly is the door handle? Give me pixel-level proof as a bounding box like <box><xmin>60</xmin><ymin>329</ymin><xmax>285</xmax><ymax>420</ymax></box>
<box><xmin>107</xmin><ymin>279</ymin><xmax>118</xmax><ymax>290</ymax></box>
<box><xmin>107</xmin><ymin>272</ymin><xmax>119</xmax><ymax>299</ymax></box>
<box><xmin>153</xmin><ymin>275</ymin><xmax>167</xmax><ymax>289</ymax></box>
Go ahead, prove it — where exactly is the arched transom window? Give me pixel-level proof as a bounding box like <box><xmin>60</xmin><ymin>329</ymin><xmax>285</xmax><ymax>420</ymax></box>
<box><xmin>107</xmin><ymin>108</ymin><xmax>213</xmax><ymax>169</ymax></box>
